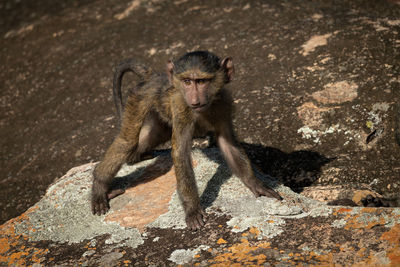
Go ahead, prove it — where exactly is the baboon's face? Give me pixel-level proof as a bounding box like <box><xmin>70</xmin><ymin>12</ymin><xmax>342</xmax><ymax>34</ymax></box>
<box><xmin>177</xmin><ymin>70</ymin><xmax>214</xmax><ymax>112</ymax></box>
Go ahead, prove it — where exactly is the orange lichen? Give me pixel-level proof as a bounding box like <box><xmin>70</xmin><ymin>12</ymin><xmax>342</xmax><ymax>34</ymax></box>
<box><xmin>209</xmin><ymin>237</ymin><xmax>271</xmax><ymax>266</ymax></box>
<box><xmin>308</xmin><ymin>251</ymin><xmax>335</xmax><ymax>266</ymax></box>
<box><xmin>31</xmin><ymin>248</ymin><xmax>49</xmax><ymax>265</ymax></box>
<box><xmin>0</xmin><ymin>238</ymin><xmax>10</xmax><ymax>254</ymax></box>
<box><xmin>248</xmin><ymin>227</ymin><xmax>260</xmax><ymax>236</ymax></box>
<box><xmin>7</xmin><ymin>251</ymin><xmax>29</xmax><ymax>265</ymax></box>
<box><xmin>0</xmin><ymin>206</ymin><xmax>50</xmax><ymax>266</ymax></box>
<box><xmin>217</xmin><ymin>238</ymin><xmax>228</xmax><ymax>244</ymax></box>
<box><xmin>380</xmin><ymin>224</ymin><xmax>400</xmax><ymax>266</ymax></box>
<box><xmin>357</xmin><ymin>247</ymin><xmax>366</xmax><ymax>257</ymax></box>
<box><xmin>336</xmin><ymin>208</ymin><xmax>353</xmax><ymax>214</ymax></box>
<box><xmin>0</xmin><ymin>217</ymin><xmax>28</xmax><ymax>266</ymax></box>
<box><xmin>365</xmin><ymin>217</ymin><xmax>386</xmax><ymax>229</ymax></box>
<box><xmin>343</xmin><ymin>208</ymin><xmax>389</xmax><ymax>230</ymax></box>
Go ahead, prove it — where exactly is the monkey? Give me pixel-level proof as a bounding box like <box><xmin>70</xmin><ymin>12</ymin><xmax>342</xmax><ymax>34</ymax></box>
<box><xmin>91</xmin><ymin>51</ymin><xmax>282</xmax><ymax>230</ymax></box>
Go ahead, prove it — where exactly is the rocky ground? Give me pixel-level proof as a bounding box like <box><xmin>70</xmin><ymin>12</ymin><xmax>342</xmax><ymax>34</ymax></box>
<box><xmin>1</xmin><ymin>0</ymin><xmax>399</xmax><ymax>226</ymax></box>
<box><xmin>1</xmin><ymin>150</ymin><xmax>399</xmax><ymax>266</ymax></box>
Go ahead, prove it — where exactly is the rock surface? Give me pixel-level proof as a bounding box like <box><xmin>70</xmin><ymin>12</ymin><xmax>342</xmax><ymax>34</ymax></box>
<box><xmin>1</xmin><ymin>0</ymin><xmax>400</xmax><ymax>226</ymax></box>
<box><xmin>1</xmin><ymin>149</ymin><xmax>399</xmax><ymax>266</ymax></box>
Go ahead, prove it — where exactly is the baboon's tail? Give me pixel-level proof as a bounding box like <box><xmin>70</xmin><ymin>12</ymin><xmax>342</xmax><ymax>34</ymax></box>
<box><xmin>113</xmin><ymin>59</ymin><xmax>152</xmax><ymax>124</ymax></box>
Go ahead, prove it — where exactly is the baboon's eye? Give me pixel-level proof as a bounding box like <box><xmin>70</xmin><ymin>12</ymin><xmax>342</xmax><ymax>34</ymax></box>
<box><xmin>196</xmin><ymin>79</ymin><xmax>211</xmax><ymax>85</ymax></box>
<box><xmin>183</xmin><ymin>79</ymin><xmax>191</xmax><ymax>86</ymax></box>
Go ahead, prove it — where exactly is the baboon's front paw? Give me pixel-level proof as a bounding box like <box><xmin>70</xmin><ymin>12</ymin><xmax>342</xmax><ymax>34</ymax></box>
<box><xmin>185</xmin><ymin>209</ymin><xmax>206</xmax><ymax>230</ymax></box>
<box><xmin>91</xmin><ymin>182</ymin><xmax>125</xmax><ymax>215</ymax></box>
<box><xmin>250</xmin><ymin>181</ymin><xmax>282</xmax><ymax>201</ymax></box>
<box><xmin>91</xmin><ymin>193</ymin><xmax>110</xmax><ymax>216</ymax></box>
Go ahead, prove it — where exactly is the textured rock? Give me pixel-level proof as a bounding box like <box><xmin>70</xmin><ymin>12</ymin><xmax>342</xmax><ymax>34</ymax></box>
<box><xmin>300</xmin><ymin>33</ymin><xmax>336</xmax><ymax>56</ymax></box>
<box><xmin>105</xmin><ymin>156</ymin><xmax>177</xmax><ymax>231</ymax></box>
<box><xmin>1</xmin><ymin>149</ymin><xmax>399</xmax><ymax>266</ymax></box>
<box><xmin>1</xmin><ymin>0</ymin><xmax>400</xmax><ymax>265</ymax></box>
<box><xmin>312</xmin><ymin>81</ymin><xmax>359</xmax><ymax>104</ymax></box>
<box><xmin>2</xmin><ymin>0</ymin><xmax>400</xmax><ymax>230</ymax></box>
<box><xmin>300</xmin><ymin>184</ymin><xmax>382</xmax><ymax>204</ymax></box>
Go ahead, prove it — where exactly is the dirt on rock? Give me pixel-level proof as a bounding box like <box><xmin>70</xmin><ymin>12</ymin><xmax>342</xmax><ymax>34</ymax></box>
<box><xmin>1</xmin><ymin>0</ymin><xmax>400</xmax><ymax>224</ymax></box>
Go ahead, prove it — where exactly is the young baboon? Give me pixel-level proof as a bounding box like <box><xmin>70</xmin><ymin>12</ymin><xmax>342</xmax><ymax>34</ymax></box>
<box><xmin>92</xmin><ymin>51</ymin><xmax>282</xmax><ymax>230</ymax></box>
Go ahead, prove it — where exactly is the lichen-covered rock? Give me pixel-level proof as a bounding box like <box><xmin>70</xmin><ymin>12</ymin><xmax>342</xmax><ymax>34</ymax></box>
<box><xmin>1</xmin><ymin>149</ymin><xmax>399</xmax><ymax>266</ymax></box>
<box><xmin>2</xmin><ymin>0</ymin><xmax>400</xmax><ymax>265</ymax></box>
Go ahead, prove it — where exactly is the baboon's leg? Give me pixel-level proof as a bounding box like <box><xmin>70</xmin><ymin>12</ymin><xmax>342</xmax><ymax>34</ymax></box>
<box><xmin>170</xmin><ymin>120</ymin><xmax>205</xmax><ymax>230</ymax></box>
<box><xmin>216</xmin><ymin>121</ymin><xmax>282</xmax><ymax>200</ymax></box>
<box><xmin>127</xmin><ymin>111</ymin><xmax>172</xmax><ymax>164</ymax></box>
<box><xmin>92</xmin><ymin>96</ymin><xmax>149</xmax><ymax>215</ymax></box>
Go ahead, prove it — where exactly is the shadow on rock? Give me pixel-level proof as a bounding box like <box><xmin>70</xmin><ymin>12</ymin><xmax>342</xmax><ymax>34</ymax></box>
<box><xmin>241</xmin><ymin>143</ymin><xmax>334</xmax><ymax>193</ymax></box>
<box><xmin>108</xmin><ymin>144</ymin><xmax>333</xmax><ymax>209</ymax></box>
<box><xmin>110</xmin><ymin>153</ymin><xmax>174</xmax><ymax>192</ymax></box>
<box><xmin>199</xmin><ymin>150</ymin><xmax>232</xmax><ymax>208</ymax></box>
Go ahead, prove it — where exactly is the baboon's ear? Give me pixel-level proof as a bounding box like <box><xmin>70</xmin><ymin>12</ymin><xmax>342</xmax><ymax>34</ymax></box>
<box><xmin>220</xmin><ymin>57</ymin><xmax>234</xmax><ymax>83</ymax></box>
<box><xmin>166</xmin><ymin>60</ymin><xmax>174</xmax><ymax>84</ymax></box>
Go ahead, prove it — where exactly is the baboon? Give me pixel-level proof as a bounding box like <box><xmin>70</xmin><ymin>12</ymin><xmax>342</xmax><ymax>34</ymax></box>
<box><xmin>92</xmin><ymin>51</ymin><xmax>282</xmax><ymax>230</ymax></box>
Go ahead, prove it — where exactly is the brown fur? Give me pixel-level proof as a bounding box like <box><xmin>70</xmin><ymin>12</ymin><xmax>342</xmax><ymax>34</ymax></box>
<box><xmin>91</xmin><ymin>51</ymin><xmax>281</xmax><ymax>230</ymax></box>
